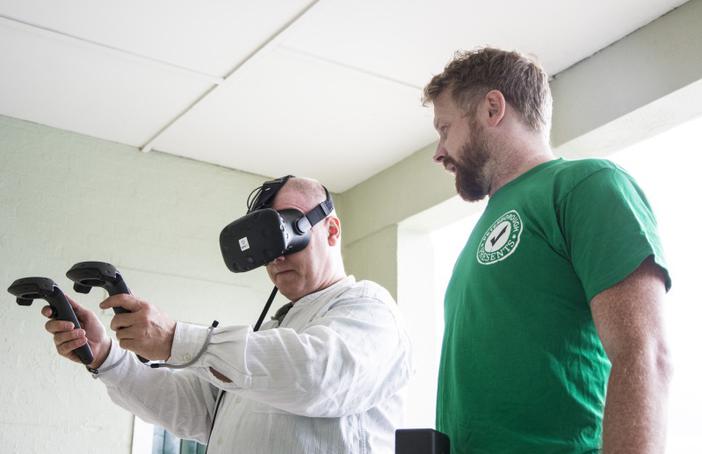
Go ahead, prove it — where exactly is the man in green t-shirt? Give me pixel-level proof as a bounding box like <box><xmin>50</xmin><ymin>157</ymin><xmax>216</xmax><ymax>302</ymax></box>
<box><xmin>422</xmin><ymin>47</ymin><xmax>671</xmax><ymax>453</ymax></box>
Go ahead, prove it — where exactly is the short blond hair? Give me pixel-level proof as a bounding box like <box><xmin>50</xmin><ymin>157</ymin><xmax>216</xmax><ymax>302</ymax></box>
<box><xmin>423</xmin><ymin>47</ymin><xmax>552</xmax><ymax>132</ymax></box>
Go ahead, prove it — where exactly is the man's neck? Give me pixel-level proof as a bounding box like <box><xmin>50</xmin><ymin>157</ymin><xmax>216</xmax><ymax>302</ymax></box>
<box><xmin>487</xmin><ymin>133</ymin><xmax>554</xmax><ymax>197</ymax></box>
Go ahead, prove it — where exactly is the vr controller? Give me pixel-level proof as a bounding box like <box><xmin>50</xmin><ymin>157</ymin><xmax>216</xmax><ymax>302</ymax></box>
<box><xmin>66</xmin><ymin>261</ymin><xmax>131</xmax><ymax>313</ymax></box>
<box><xmin>65</xmin><ymin>261</ymin><xmax>148</xmax><ymax>363</ymax></box>
<box><xmin>7</xmin><ymin>277</ymin><xmax>94</xmax><ymax>365</ymax></box>
<box><xmin>7</xmin><ymin>261</ymin><xmax>148</xmax><ymax>364</ymax></box>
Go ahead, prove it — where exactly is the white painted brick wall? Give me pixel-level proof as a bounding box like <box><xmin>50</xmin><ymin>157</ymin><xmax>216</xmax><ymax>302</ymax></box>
<box><xmin>0</xmin><ymin>115</ymin><xmax>277</xmax><ymax>454</ymax></box>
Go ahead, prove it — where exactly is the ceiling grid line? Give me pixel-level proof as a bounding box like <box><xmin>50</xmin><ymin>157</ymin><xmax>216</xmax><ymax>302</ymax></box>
<box><xmin>139</xmin><ymin>0</ymin><xmax>321</xmax><ymax>153</ymax></box>
<box><xmin>278</xmin><ymin>44</ymin><xmax>423</xmax><ymax>90</ymax></box>
<box><xmin>0</xmin><ymin>14</ymin><xmax>224</xmax><ymax>85</ymax></box>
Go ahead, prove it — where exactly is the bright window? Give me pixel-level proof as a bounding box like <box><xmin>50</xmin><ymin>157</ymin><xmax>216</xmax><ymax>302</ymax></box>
<box><xmin>608</xmin><ymin>116</ymin><xmax>702</xmax><ymax>453</ymax></box>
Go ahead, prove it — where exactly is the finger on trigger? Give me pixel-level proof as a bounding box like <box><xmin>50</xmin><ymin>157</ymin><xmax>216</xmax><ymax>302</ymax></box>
<box><xmin>101</xmin><ymin>294</ymin><xmax>139</xmax><ymax>311</ymax></box>
<box><xmin>41</xmin><ymin>305</ymin><xmax>53</xmax><ymax>318</ymax></box>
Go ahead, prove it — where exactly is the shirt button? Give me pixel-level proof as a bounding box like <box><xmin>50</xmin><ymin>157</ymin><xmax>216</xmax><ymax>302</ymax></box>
<box><xmin>183</xmin><ymin>353</ymin><xmax>192</xmax><ymax>361</ymax></box>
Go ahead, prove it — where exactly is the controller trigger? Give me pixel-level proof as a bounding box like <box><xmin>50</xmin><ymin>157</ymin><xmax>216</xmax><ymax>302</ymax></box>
<box><xmin>73</xmin><ymin>282</ymin><xmax>91</xmax><ymax>294</ymax></box>
<box><xmin>16</xmin><ymin>297</ymin><xmax>33</xmax><ymax>306</ymax></box>
<box><xmin>66</xmin><ymin>261</ymin><xmax>149</xmax><ymax>364</ymax></box>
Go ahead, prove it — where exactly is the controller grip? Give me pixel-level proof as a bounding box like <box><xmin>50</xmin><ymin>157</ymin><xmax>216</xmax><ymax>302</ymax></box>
<box><xmin>108</xmin><ymin>296</ymin><xmax>148</xmax><ymax>363</ymax></box>
<box><xmin>106</xmin><ymin>280</ymin><xmax>148</xmax><ymax>363</ymax></box>
<box><xmin>74</xmin><ymin>343</ymin><xmax>94</xmax><ymax>365</ymax></box>
<box><xmin>51</xmin><ymin>290</ymin><xmax>95</xmax><ymax>365</ymax></box>
<box><xmin>109</xmin><ymin>306</ymin><xmax>148</xmax><ymax>363</ymax></box>
<box><xmin>105</xmin><ymin>276</ymin><xmax>136</xmax><ymax>318</ymax></box>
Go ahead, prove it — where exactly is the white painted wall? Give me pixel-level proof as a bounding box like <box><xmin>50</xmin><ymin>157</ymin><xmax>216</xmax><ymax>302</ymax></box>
<box><xmin>396</xmin><ymin>228</ymin><xmax>437</xmax><ymax>428</ymax></box>
<box><xmin>397</xmin><ymin>204</ymin><xmax>481</xmax><ymax>429</ymax></box>
<box><xmin>0</xmin><ymin>115</ymin><xmax>276</xmax><ymax>454</ymax></box>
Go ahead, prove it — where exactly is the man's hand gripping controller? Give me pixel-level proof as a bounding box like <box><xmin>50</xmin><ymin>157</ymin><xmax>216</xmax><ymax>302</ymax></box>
<box><xmin>7</xmin><ymin>277</ymin><xmax>95</xmax><ymax>365</ymax></box>
<box><xmin>66</xmin><ymin>261</ymin><xmax>148</xmax><ymax>363</ymax></box>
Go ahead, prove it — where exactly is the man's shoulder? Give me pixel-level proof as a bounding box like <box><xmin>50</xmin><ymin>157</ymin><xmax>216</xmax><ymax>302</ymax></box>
<box><xmin>547</xmin><ymin>158</ymin><xmax>631</xmax><ymax>197</ymax></box>
<box><xmin>551</xmin><ymin>157</ymin><xmax>620</xmax><ymax>180</ymax></box>
<box><xmin>335</xmin><ymin>278</ymin><xmax>396</xmax><ymax>305</ymax></box>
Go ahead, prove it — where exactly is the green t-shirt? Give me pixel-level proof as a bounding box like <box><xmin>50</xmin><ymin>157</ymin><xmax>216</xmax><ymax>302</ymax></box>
<box><xmin>436</xmin><ymin>158</ymin><xmax>670</xmax><ymax>453</ymax></box>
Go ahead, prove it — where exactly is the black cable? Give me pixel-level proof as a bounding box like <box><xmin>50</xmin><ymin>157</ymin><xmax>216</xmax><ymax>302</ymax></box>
<box><xmin>254</xmin><ymin>286</ymin><xmax>279</xmax><ymax>331</ymax></box>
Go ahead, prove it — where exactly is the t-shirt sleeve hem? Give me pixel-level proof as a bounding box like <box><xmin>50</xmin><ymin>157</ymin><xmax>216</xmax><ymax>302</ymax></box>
<box><xmin>586</xmin><ymin>250</ymin><xmax>671</xmax><ymax>303</ymax></box>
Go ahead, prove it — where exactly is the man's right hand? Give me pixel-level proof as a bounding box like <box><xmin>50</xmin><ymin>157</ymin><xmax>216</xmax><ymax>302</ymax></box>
<box><xmin>42</xmin><ymin>294</ymin><xmax>111</xmax><ymax>370</ymax></box>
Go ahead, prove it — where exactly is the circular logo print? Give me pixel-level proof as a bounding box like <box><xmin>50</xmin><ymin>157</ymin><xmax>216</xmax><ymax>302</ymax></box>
<box><xmin>477</xmin><ymin>210</ymin><xmax>524</xmax><ymax>265</ymax></box>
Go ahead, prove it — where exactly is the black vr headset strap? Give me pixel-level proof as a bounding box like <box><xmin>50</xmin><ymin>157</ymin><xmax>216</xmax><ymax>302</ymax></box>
<box><xmin>295</xmin><ymin>187</ymin><xmax>334</xmax><ymax>233</ymax></box>
<box><xmin>247</xmin><ymin>175</ymin><xmax>294</xmax><ymax>214</ymax></box>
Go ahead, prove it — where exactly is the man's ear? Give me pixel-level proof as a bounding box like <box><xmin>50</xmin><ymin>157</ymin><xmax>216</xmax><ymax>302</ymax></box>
<box><xmin>327</xmin><ymin>217</ymin><xmax>341</xmax><ymax>246</ymax></box>
<box><xmin>484</xmin><ymin>89</ymin><xmax>506</xmax><ymax>127</ymax></box>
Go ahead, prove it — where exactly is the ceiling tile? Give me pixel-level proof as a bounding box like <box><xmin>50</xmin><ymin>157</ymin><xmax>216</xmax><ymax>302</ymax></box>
<box><xmin>152</xmin><ymin>48</ymin><xmax>436</xmax><ymax>192</ymax></box>
<box><xmin>0</xmin><ymin>20</ymin><xmax>212</xmax><ymax>146</ymax></box>
<box><xmin>0</xmin><ymin>0</ymin><xmax>314</xmax><ymax>76</ymax></box>
<box><xmin>280</xmin><ymin>0</ymin><xmax>689</xmax><ymax>87</ymax></box>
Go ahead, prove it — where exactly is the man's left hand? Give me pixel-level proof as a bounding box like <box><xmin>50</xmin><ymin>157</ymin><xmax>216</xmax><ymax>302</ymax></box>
<box><xmin>100</xmin><ymin>294</ymin><xmax>176</xmax><ymax>361</ymax></box>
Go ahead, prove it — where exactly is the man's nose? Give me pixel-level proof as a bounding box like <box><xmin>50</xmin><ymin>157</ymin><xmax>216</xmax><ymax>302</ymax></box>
<box><xmin>433</xmin><ymin>143</ymin><xmax>447</xmax><ymax>163</ymax></box>
<box><xmin>271</xmin><ymin>255</ymin><xmax>285</xmax><ymax>264</ymax></box>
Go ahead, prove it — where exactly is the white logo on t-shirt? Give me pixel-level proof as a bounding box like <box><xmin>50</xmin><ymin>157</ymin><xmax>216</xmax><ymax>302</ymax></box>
<box><xmin>477</xmin><ymin>210</ymin><xmax>524</xmax><ymax>265</ymax></box>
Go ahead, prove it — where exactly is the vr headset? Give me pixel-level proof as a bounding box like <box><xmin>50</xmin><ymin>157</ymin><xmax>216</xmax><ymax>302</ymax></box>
<box><xmin>219</xmin><ymin>175</ymin><xmax>334</xmax><ymax>273</ymax></box>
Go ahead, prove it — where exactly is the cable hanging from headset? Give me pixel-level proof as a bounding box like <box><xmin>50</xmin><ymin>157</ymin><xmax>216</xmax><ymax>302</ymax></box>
<box><xmin>254</xmin><ymin>286</ymin><xmax>279</xmax><ymax>331</ymax></box>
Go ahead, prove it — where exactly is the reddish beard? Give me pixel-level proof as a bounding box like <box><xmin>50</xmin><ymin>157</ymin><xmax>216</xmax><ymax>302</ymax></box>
<box><xmin>446</xmin><ymin>122</ymin><xmax>491</xmax><ymax>202</ymax></box>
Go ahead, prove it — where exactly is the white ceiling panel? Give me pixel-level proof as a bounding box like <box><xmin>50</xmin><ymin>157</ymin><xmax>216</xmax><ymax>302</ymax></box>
<box><xmin>0</xmin><ymin>19</ymin><xmax>213</xmax><ymax>146</ymax></box>
<box><xmin>152</xmin><ymin>47</ymin><xmax>436</xmax><ymax>192</ymax></box>
<box><xmin>280</xmin><ymin>0</ymin><xmax>689</xmax><ymax>87</ymax></box>
<box><xmin>0</xmin><ymin>0</ymin><xmax>314</xmax><ymax>76</ymax></box>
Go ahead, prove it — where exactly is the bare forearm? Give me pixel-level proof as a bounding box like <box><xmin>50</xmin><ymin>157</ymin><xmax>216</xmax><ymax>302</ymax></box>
<box><xmin>602</xmin><ymin>354</ymin><xmax>672</xmax><ymax>453</ymax></box>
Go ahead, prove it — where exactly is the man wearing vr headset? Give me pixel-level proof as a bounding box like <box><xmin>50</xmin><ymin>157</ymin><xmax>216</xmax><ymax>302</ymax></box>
<box><xmin>43</xmin><ymin>177</ymin><xmax>412</xmax><ymax>453</ymax></box>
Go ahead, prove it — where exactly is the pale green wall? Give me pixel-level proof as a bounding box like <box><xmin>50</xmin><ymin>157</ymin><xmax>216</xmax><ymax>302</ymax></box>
<box><xmin>342</xmin><ymin>224</ymin><xmax>398</xmax><ymax>297</ymax></box>
<box><xmin>550</xmin><ymin>0</ymin><xmax>702</xmax><ymax>150</ymax></box>
<box><xmin>338</xmin><ymin>0</ymin><xmax>702</xmax><ymax>300</ymax></box>
<box><xmin>0</xmin><ymin>116</ymin><xmax>276</xmax><ymax>454</ymax></box>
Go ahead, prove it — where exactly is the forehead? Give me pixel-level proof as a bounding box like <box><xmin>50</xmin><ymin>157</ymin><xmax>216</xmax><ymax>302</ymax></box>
<box><xmin>271</xmin><ymin>186</ymin><xmax>313</xmax><ymax>212</ymax></box>
<box><xmin>432</xmin><ymin>91</ymin><xmax>463</xmax><ymax>127</ymax></box>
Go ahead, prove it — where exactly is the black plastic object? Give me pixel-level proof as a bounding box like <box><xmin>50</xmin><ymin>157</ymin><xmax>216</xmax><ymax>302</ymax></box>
<box><xmin>7</xmin><ymin>277</ymin><xmax>94</xmax><ymax>365</ymax></box>
<box><xmin>65</xmin><ymin>261</ymin><xmax>147</xmax><ymax>363</ymax></box>
<box><xmin>220</xmin><ymin>176</ymin><xmax>334</xmax><ymax>274</ymax></box>
<box><xmin>220</xmin><ymin>208</ymin><xmax>312</xmax><ymax>273</ymax></box>
<box><xmin>395</xmin><ymin>429</ymin><xmax>450</xmax><ymax>454</ymax></box>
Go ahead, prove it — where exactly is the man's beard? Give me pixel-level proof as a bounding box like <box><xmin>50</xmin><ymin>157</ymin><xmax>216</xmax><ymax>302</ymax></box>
<box><xmin>446</xmin><ymin>124</ymin><xmax>492</xmax><ymax>202</ymax></box>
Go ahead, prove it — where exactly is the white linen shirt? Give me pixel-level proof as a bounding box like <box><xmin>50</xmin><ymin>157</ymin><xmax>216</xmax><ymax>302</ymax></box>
<box><xmin>96</xmin><ymin>276</ymin><xmax>412</xmax><ymax>453</ymax></box>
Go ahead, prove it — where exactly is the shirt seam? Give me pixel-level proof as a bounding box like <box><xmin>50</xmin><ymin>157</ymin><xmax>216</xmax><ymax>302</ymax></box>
<box><xmin>555</xmin><ymin>166</ymin><xmax>618</xmax><ymax>207</ymax></box>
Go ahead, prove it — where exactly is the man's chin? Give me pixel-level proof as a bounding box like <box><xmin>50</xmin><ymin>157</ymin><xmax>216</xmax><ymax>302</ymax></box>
<box><xmin>456</xmin><ymin>179</ymin><xmax>487</xmax><ymax>202</ymax></box>
<box><xmin>273</xmin><ymin>275</ymin><xmax>302</xmax><ymax>297</ymax></box>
